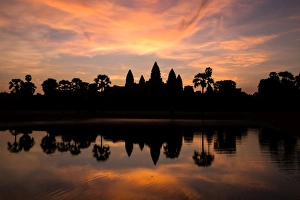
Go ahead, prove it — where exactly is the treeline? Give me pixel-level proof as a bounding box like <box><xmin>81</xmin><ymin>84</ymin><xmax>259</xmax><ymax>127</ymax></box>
<box><xmin>0</xmin><ymin>64</ymin><xmax>300</xmax><ymax>112</ymax></box>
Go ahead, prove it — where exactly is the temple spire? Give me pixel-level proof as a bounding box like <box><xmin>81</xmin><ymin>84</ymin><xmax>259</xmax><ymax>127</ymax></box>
<box><xmin>139</xmin><ymin>75</ymin><xmax>145</xmax><ymax>85</ymax></box>
<box><xmin>125</xmin><ymin>70</ymin><xmax>134</xmax><ymax>87</ymax></box>
<box><xmin>149</xmin><ymin>62</ymin><xmax>162</xmax><ymax>83</ymax></box>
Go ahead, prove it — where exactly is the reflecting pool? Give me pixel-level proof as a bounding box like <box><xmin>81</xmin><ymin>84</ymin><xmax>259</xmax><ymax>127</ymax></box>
<box><xmin>0</xmin><ymin>122</ymin><xmax>299</xmax><ymax>200</ymax></box>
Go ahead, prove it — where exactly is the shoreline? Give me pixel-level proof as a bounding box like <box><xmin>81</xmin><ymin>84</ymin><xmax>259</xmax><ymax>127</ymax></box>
<box><xmin>0</xmin><ymin>110</ymin><xmax>299</xmax><ymax>136</ymax></box>
<box><xmin>0</xmin><ymin>118</ymin><xmax>258</xmax><ymax>130</ymax></box>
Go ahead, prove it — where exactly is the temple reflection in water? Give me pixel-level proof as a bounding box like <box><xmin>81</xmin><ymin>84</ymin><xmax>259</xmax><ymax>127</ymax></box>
<box><xmin>4</xmin><ymin>126</ymin><xmax>269</xmax><ymax>166</ymax></box>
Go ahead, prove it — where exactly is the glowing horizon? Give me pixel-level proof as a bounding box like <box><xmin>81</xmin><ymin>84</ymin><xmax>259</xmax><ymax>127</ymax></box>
<box><xmin>0</xmin><ymin>0</ymin><xmax>299</xmax><ymax>94</ymax></box>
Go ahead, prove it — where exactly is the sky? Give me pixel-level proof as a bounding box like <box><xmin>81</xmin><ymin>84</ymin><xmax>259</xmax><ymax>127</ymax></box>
<box><xmin>0</xmin><ymin>0</ymin><xmax>299</xmax><ymax>94</ymax></box>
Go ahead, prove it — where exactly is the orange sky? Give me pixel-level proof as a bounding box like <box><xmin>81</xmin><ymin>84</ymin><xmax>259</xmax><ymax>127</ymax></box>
<box><xmin>0</xmin><ymin>0</ymin><xmax>300</xmax><ymax>94</ymax></box>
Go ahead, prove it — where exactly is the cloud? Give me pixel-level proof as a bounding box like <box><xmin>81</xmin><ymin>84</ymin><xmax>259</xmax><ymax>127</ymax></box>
<box><xmin>0</xmin><ymin>0</ymin><xmax>299</xmax><ymax>94</ymax></box>
<box><xmin>1</xmin><ymin>0</ymin><xmax>233</xmax><ymax>57</ymax></box>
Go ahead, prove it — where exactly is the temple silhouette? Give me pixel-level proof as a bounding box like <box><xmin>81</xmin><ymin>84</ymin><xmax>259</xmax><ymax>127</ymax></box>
<box><xmin>110</xmin><ymin>61</ymin><xmax>190</xmax><ymax>97</ymax></box>
<box><xmin>103</xmin><ymin>61</ymin><xmax>195</xmax><ymax>111</ymax></box>
<box><xmin>1</xmin><ymin>61</ymin><xmax>300</xmax><ymax>114</ymax></box>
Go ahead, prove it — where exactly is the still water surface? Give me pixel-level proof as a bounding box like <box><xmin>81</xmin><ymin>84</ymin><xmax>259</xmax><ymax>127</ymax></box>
<box><xmin>0</xmin><ymin>123</ymin><xmax>299</xmax><ymax>200</ymax></box>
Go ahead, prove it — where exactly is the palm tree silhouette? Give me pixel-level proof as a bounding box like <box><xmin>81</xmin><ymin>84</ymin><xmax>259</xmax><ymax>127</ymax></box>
<box><xmin>93</xmin><ymin>134</ymin><xmax>110</xmax><ymax>162</ymax></box>
<box><xmin>193</xmin><ymin>73</ymin><xmax>206</xmax><ymax>93</ymax></box>
<box><xmin>21</xmin><ymin>74</ymin><xmax>36</xmax><ymax>96</ymax></box>
<box><xmin>193</xmin><ymin>67</ymin><xmax>214</xmax><ymax>93</ymax></box>
<box><xmin>193</xmin><ymin>132</ymin><xmax>214</xmax><ymax>167</ymax></box>
<box><xmin>94</xmin><ymin>74</ymin><xmax>111</xmax><ymax>92</ymax></box>
<box><xmin>9</xmin><ymin>79</ymin><xmax>22</xmax><ymax>94</ymax></box>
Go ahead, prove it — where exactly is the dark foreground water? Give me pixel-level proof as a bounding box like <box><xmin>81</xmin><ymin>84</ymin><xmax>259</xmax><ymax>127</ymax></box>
<box><xmin>0</xmin><ymin>121</ymin><xmax>299</xmax><ymax>200</ymax></box>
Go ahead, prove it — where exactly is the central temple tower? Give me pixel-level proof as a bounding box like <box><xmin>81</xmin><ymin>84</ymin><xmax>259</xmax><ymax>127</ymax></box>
<box><xmin>149</xmin><ymin>62</ymin><xmax>163</xmax><ymax>84</ymax></box>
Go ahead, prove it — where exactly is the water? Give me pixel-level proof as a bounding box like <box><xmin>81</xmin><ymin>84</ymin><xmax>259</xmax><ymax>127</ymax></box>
<box><xmin>0</xmin><ymin>120</ymin><xmax>299</xmax><ymax>200</ymax></box>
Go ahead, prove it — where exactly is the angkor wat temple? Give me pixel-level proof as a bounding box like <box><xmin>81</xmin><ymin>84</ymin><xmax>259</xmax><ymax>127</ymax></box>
<box><xmin>109</xmin><ymin>61</ymin><xmax>193</xmax><ymax>98</ymax></box>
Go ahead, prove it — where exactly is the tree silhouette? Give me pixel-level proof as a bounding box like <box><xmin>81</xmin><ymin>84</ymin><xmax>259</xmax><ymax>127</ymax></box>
<box><xmin>20</xmin><ymin>75</ymin><xmax>36</xmax><ymax>96</ymax></box>
<box><xmin>295</xmin><ymin>73</ymin><xmax>300</xmax><ymax>90</ymax></box>
<box><xmin>258</xmin><ymin>72</ymin><xmax>281</xmax><ymax>98</ymax></box>
<box><xmin>258</xmin><ymin>71</ymin><xmax>298</xmax><ymax>100</ymax></box>
<box><xmin>205</xmin><ymin>67</ymin><xmax>214</xmax><ymax>89</ymax></box>
<box><xmin>278</xmin><ymin>71</ymin><xmax>295</xmax><ymax>82</ymax></box>
<box><xmin>88</xmin><ymin>83</ymin><xmax>98</xmax><ymax>93</ymax></box>
<box><xmin>269</xmin><ymin>71</ymin><xmax>280</xmax><ymax>80</ymax></box>
<box><xmin>214</xmin><ymin>80</ymin><xmax>236</xmax><ymax>94</ymax></box>
<box><xmin>193</xmin><ymin>73</ymin><xmax>206</xmax><ymax>93</ymax></box>
<box><xmin>193</xmin><ymin>132</ymin><xmax>214</xmax><ymax>167</ymax></box>
<box><xmin>71</xmin><ymin>78</ymin><xmax>82</xmax><ymax>92</ymax></box>
<box><xmin>9</xmin><ymin>79</ymin><xmax>22</xmax><ymax>94</ymax></box>
<box><xmin>79</xmin><ymin>82</ymin><xmax>89</xmax><ymax>93</ymax></box>
<box><xmin>278</xmin><ymin>71</ymin><xmax>296</xmax><ymax>96</ymax></box>
<box><xmin>193</xmin><ymin>67</ymin><xmax>214</xmax><ymax>93</ymax></box>
<box><xmin>58</xmin><ymin>80</ymin><xmax>71</xmax><ymax>91</ymax></box>
<box><xmin>41</xmin><ymin>78</ymin><xmax>58</xmax><ymax>95</ymax></box>
<box><xmin>93</xmin><ymin>134</ymin><xmax>110</xmax><ymax>162</ymax></box>
<box><xmin>94</xmin><ymin>74</ymin><xmax>111</xmax><ymax>92</ymax></box>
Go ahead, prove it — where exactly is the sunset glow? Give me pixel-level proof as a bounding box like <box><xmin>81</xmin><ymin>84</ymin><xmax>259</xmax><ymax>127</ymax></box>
<box><xmin>0</xmin><ymin>0</ymin><xmax>299</xmax><ymax>94</ymax></box>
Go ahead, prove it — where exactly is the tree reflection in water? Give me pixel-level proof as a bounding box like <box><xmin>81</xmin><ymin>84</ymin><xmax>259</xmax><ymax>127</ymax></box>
<box><xmin>7</xmin><ymin>129</ymin><xmax>35</xmax><ymax>153</ymax></box>
<box><xmin>259</xmin><ymin>128</ymin><xmax>299</xmax><ymax>172</ymax></box>
<box><xmin>57</xmin><ymin>134</ymin><xmax>71</xmax><ymax>153</ymax></box>
<box><xmin>69</xmin><ymin>140</ymin><xmax>81</xmax><ymax>155</ymax></box>
<box><xmin>163</xmin><ymin>133</ymin><xmax>182</xmax><ymax>159</ymax></box>
<box><xmin>40</xmin><ymin>131</ymin><xmax>57</xmax><ymax>154</ymax></box>
<box><xmin>193</xmin><ymin>132</ymin><xmax>214</xmax><ymax>167</ymax></box>
<box><xmin>93</xmin><ymin>134</ymin><xmax>110</xmax><ymax>162</ymax></box>
<box><xmin>7</xmin><ymin>130</ymin><xmax>21</xmax><ymax>153</ymax></box>
<box><xmin>19</xmin><ymin>129</ymin><xmax>35</xmax><ymax>152</ymax></box>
